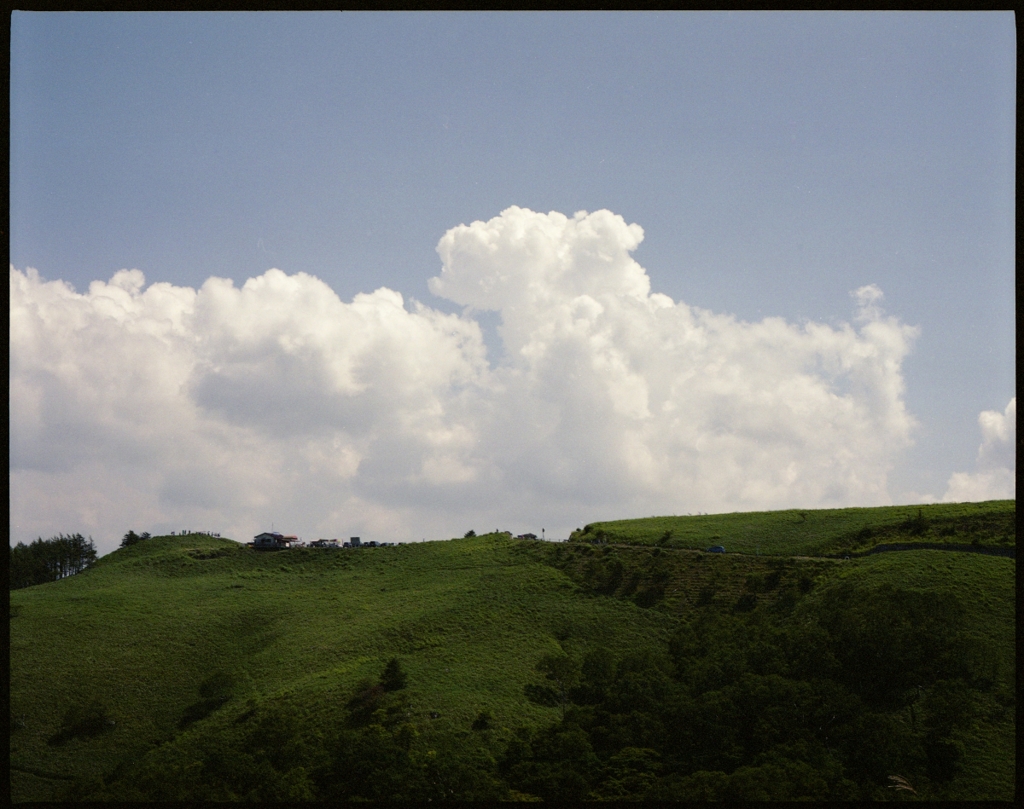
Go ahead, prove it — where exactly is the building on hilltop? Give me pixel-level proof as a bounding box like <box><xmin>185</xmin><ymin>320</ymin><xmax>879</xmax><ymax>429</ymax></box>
<box><xmin>252</xmin><ymin>532</ymin><xmax>294</xmax><ymax>550</ymax></box>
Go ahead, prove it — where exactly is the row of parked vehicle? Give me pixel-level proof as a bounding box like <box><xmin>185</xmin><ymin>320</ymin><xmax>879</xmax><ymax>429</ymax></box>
<box><xmin>250</xmin><ymin>533</ymin><xmax>395</xmax><ymax>551</ymax></box>
<box><xmin>317</xmin><ymin>538</ymin><xmax>396</xmax><ymax>549</ymax></box>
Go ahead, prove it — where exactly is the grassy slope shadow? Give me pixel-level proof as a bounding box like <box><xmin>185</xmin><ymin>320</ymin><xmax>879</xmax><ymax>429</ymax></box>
<box><xmin>47</xmin><ymin>699</ymin><xmax>116</xmax><ymax>746</ymax></box>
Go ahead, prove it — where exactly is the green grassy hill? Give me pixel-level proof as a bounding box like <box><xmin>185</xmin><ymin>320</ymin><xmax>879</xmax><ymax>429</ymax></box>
<box><xmin>9</xmin><ymin>500</ymin><xmax>1015</xmax><ymax>801</ymax></box>
<box><xmin>571</xmin><ymin>500</ymin><xmax>1016</xmax><ymax>556</ymax></box>
<box><xmin>11</xmin><ymin>533</ymin><xmax>675</xmax><ymax>801</ymax></box>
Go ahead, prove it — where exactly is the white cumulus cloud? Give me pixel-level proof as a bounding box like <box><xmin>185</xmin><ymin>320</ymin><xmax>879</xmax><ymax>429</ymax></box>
<box><xmin>429</xmin><ymin>208</ymin><xmax>918</xmax><ymax>516</ymax></box>
<box><xmin>11</xmin><ymin>207</ymin><xmax>926</xmax><ymax>554</ymax></box>
<box><xmin>940</xmin><ymin>398</ymin><xmax>1016</xmax><ymax>502</ymax></box>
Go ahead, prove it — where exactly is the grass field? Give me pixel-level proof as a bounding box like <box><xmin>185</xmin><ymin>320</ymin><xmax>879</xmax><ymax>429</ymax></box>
<box><xmin>10</xmin><ymin>500</ymin><xmax>1015</xmax><ymax>801</ymax></box>
<box><xmin>571</xmin><ymin>500</ymin><xmax>1015</xmax><ymax>556</ymax></box>
<box><xmin>10</xmin><ymin>533</ymin><xmax>676</xmax><ymax>801</ymax></box>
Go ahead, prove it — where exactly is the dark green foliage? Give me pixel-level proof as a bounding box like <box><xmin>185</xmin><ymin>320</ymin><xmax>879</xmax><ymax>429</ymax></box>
<box><xmin>464</xmin><ymin>529</ymin><xmax>476</xmax><ymax>538</ymax></box>
<box><xmin>919</xmin><ymin>678</ymin><xmax>974</xmax><ymax>782</ymax></box>
<box><xmin>901</xmin><ymin>508</ymin><xmax>929</xmax><ymax>536</ymax></box>
<box><xmin>727</xmin><ymin>757</ymin><xmax>830</xmax><ymax>800</ymax></box>
<box><xmin>633</xmin><ymin>585</ymin><xmax>664</xmax><ymax>608</ymax></box>
<box><xmin>746</xmin><ymin>568</ymin><xmax>782</xmax><ymax>593</ymax></box>
<box><xmin>419</xmin><ymin>734</ymin><xmax>510</xmax><ymax>800</ymax></box>
<box><xmin>533</xmin><ymin>564</ymin><xmax>1003</xmax><ymax>801</ymax></box>
<box><xmin>471</xmin><ymin>710</ymin><xmax>493</xmax><ymax>730</ymax></box>
<box><xmin>645</xmin><ymin>769</ymin><xmax>730</xmax><ymax>800</ymax></box>
<box><xmin>379</xmin><ymin>657</ymin><xmax>407</xmax><ymax>691</ymax></box>
<box><xmin>810</xmin><ymin>581</ymin><xmax>974</xmax><ymax>707</ymax></box>
<box><xmin>595</xmin><ymin>557</ymin><xmax>624</xmax><ymax>595</ymax></box>
<box><xmin>591</xmin><ymin>746</ymin><xmax>663</xmax><ymax>799</ymax></box>
<box><xmin>508</xmin><ymin>631</ymin><xmax>921</xmax><ymax>800</ymax></box>
<box><xmin>524</xmin><ymin>681</ymin><xmax>561</xmax><ymax>707</ymax></box>
<box><xmin>696</xmin><ymin>584</ymin><xmax>717</xmax><ymax>605</ymax></box>
<box><xmin>921</xmin><ymin>678</ymin><xmax>974</xmax><ymax>738</ymax></box>
<box><xmin>322</xmin><ymin>724</ymin><xmax>425</xmax><ymax>801</ymax></box>
<box><xmin>316</xmin><ymin>672</ymin><xmax>508</xmax><ymax>801</ymax></box>
<box><xmin>500</xmin><ymin>722</ymin><xmax>600</xmax><ymax>801</ymax></box>
<box><xmin>528</xmin><ymin>653</ymin><xmax>581</xmax><ymax>717</ymax></box>
<box><xmin>120</xmin><ymin>529</ymin><xmax>151</xmax><ymax>548</ymax></box>
<box><xmin>536</xmin><ymin>652</ymin><xmax>578</xmax><ymax>686</ymax></box>
<box><xmin>923</xmin><ymin>736</ymin><xmax>964</xmax><ymax>783</ymax></box>
<box><xmin>573</xmin><ymin>648</ymin><xmax>615</xmax><ymax>705</ymax></box>
<box><xmin>10</xmin><ymin>533</ymin><xmax>97</xmax><ymax>590</ymax></box>
<box><xmin>118</xmin><ymin>700</ymin><xmax>325</xmax><ymax>801</ymax></box>
<box><xmin>835</xmin><ymin>709</ymin><xmax>924</xmax><ymax>788</ymax></box>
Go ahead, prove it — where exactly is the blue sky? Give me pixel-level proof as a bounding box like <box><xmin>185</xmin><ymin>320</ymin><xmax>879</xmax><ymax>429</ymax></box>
<box><xmin>10</xmin><ymin>12</ymin><xmax>1015</xmax><ymax>552</ymax></box>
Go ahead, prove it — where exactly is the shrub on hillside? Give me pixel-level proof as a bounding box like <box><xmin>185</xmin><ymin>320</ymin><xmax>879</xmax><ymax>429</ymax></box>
<box><xmin>471</xmin><ymin>710</ymin><xmax>493</xmax><ymax>731</ymax></box>
<box><xmin>380</xmin><ymin>657</ymin><xmax>408</xmax><ymax>691</ymax></box>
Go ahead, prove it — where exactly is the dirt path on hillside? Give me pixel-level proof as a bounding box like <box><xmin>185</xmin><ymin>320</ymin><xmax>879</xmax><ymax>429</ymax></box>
<box><xmin>592</xmin><ymin>541</ymin><xmax>1015</xmax><ymax>560</ymax></box>
<box><xmin>831</xmin><ymin>541</ymin><xmax>1015</xmax><ymax>560</ymax></box>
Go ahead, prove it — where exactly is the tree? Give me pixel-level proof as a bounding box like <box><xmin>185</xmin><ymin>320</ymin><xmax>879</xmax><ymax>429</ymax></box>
<box><xmin>591</xmin><ymin>747</ymin><xmax>662</xmax><ymax>799</ymax></box>
<box><xmin>536</xmin><ymin>654</ymin><xmax>581</xmax><ymax>719</ymax></box>
<box><xmin>472</xmin><ymin>710</ymin><xmax>493</xmax><ymax>731</ymax></box>
<box><xmin>121</xmin><ymin>530</ymin><xmax>150</xmax><ymax>548</ymax></box>
<box><xmin>379</xmin><ymin>658</ymin><xmax>408</xmax><ymax>692</ymax></box>
<box><xmin>500</xmin><ymin>723</ymin><xmax>599</xmax><ymax>801</ymax></box>
<box><xmin>812</xmin><ymin>581</ymin><xmax>971</xmax><ymax>707</ymax></box>
<box><xmin>10</xmin><ymin>534</ymin><xmax>97</xmax><ymax>590</ymax></box>
<box><xmin>464</xmin><ymin>530</ymin><xmax>477</xmax><ymax>538</ymax></box>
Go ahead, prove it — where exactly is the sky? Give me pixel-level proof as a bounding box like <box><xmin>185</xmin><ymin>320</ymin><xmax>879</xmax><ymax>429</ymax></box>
<box><xmin>10</xmin><ymin>11</ymin><xmax>1016</xmax><ymax>555</ymax></box>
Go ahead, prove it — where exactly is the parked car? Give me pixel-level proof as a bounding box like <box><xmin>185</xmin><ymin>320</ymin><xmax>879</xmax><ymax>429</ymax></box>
<box><xmin>706</xmin><ymin>545</ymin><xmax>726</xmax><ymax>553</ymax></box>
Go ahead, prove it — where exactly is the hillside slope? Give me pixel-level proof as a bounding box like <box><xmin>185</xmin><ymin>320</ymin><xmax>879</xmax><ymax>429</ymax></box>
<box><xmin>11</xmin><ymin>533</ymin><xmax>674</xmax><ymax>801</ymax></box>
<box><xmin>10</xmin><ymin>501</ymin><xmax>1015</xmax><ymax>801</ymax></box>
<box><xmin>571</xmin><ymin>500</ymin><xmax>1015</xmax><ymax>556</ymax></box>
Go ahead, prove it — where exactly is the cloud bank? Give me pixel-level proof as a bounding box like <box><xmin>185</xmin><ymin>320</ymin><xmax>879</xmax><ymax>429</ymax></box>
<box><xmin>939</xmin><ymin>398</ymin><xmax>1016</xmax><ymax>502</ymax></box>
<box><xmin>12</xmin><ymin>207</ymin><xmax>925</xmax><ymax>554</ymax></box>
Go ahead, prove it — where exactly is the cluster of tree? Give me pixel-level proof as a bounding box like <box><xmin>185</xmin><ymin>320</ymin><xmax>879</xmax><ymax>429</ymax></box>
<box><xmin>80</xmin><ymin>657</ymin><xmax>509</xmax><ymax>802</ymax></box>
<box><xmin>501</xmin><ymin>579</ymin><xmax>999</xmax><ymax>801</ymax></box>
<box><xmin>9</xmin><ymin>534</ymin><xmax>97</xmax><ymax>590</ymax></box>
<box><xmin>120</xmin><ymin>530</ymin><xmax>151</xmax><ymax>548</ymax></box>
<box><xmin>67</xmin><ymin>576</ymin><xmax>1006</xmax><ymax>801</ymax></box>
